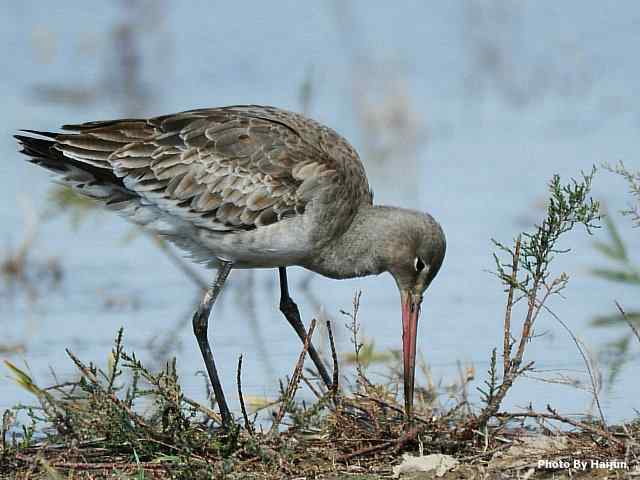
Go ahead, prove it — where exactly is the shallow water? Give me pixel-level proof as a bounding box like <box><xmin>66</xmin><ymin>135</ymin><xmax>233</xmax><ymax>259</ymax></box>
<box><xmin>1</xmin><ymin>1</ymin><xmax>639</xmax><ymax>424</ymax></box>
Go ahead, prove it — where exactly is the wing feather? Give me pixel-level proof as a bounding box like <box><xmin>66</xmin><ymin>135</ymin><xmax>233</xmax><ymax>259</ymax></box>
<box><xmin>49</xmin><ymin>106</ymin><xmax>372</xmax><ymax>233</ymax></box>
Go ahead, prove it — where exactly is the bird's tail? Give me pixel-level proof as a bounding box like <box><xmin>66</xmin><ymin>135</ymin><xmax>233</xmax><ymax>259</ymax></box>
<box><xmin>15</xmin><ymin>131</ymin><xmax>134</xmax><ymax>204</ymax></box>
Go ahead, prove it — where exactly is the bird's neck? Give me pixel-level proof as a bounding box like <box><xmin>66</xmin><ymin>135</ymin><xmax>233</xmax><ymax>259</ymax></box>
<box><xmin>306</xmin><ymin>205</ymin><xmax>396</xmax><ymax>279</ymax></box>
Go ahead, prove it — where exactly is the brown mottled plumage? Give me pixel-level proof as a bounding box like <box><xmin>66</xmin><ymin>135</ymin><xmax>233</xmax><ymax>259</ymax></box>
<box><xmin>63</xmin><ymin>106</ymin><xmax>370</xmax><ymax>228</ymax></box>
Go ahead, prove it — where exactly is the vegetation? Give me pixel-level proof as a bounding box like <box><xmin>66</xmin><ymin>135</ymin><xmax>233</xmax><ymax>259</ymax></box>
<box><xmin>590</xmin><ymin>163</ymin><xmax>640</xmax><ymax>386</ymax></box>
<box><xmin>2</xmin><ymin>172</ymin><xmax>638</xmax><ymax>479</ymax></box>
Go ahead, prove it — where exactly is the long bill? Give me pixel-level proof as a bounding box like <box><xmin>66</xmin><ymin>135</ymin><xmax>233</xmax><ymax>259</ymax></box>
<box><xmin>401</xmin><ymin>293</ymin><xmax>422</xmax><ymax>419</ymax></box>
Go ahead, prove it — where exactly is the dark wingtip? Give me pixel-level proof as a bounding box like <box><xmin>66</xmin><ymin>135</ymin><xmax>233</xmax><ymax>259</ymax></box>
<box><xmin>13</xmin><ymin>133</ymin><xmax>57</xmax><ymax>159</ymax></box>
<box><xmin>16</xmin><ymin>129</ymin><xmax>59</xmax><ymax>139</ymax></box>
<box><xmin>14</xmin><ymin>134</ymin><xmax>31</xmax><ymax>148</ymax></box>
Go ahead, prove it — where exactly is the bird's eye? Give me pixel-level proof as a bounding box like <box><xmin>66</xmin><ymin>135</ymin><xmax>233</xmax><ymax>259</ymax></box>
<box><xmin>414</xmin><ymin>257</ymin><xmax>425</xmax><ymax>273</ymax></box>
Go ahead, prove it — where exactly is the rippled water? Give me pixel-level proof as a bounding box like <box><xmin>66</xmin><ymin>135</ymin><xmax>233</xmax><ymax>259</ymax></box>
<box><xmin>1</xmin><ymin>1</ymin><xmax>639</xmax><ymax>423</ymax></box>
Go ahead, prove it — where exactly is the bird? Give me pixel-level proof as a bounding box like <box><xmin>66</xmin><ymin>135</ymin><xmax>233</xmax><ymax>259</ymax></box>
<box><xmin>14</xmin><ymin>105</ymin><xmax>446</xmax><ymax>426</ymax></box>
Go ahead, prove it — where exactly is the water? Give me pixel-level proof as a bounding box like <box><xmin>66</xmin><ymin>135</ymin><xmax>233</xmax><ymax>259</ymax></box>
<box><xmin>1</xmin><ymin>1</ymin><xmax>639</xmax><ymax>424</ymax></box>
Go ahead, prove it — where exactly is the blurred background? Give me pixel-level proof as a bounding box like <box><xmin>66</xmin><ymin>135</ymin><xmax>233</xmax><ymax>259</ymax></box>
<box><xmin>1</xmin><ymin>1</ymin><xmax>639</xmax><ymax>423</ymax></box>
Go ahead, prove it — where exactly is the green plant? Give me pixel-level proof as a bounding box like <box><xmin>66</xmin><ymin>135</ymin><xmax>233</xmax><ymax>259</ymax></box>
<box><xmin>477</xmin><ymin>169</ymin><xmax>601</xmax><ymax>428</ymax></box>
<box><xmin>590</xmin><ymin>162</ymin><xmax>640</xmax><ymax>385</ymax></box>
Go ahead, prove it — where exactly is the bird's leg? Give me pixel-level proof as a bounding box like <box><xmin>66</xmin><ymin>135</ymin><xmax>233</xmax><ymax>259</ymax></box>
<box><xmin>193</xmin><ymin>261</ymin><xmax>233</xmax><ymax>427</ymax></box>
<box><xmin>278</xmin><ymin>267</ymin><xmax>333</xmax><ymax>389</ymax></box>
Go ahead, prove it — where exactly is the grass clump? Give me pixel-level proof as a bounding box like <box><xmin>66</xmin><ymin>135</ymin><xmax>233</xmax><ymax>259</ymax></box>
<box><xmin>2</xmin><ymin>329</ymin><xmax>232</xmax><ymax>478</ymax></box>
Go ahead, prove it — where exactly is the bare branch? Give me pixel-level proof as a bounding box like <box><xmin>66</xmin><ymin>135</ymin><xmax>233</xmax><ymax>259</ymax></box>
<box><xmin>503</xmin><ymin>236</ymin><xmax>521</xmax><ymax>375</ymax></box>
<box><xmin>270</xmin><ymin>318</ymin><xmax>316</xmax><ymax>435</ymax></box>
<box><xmin>616</xmin><ymin>301</ymin><xmax>640</xmax><ymax>345</ymax></box>
<box><xmin>237</xmin><ymin>354</ymin><xmax>253</xmax><ymax>434</ymax></box>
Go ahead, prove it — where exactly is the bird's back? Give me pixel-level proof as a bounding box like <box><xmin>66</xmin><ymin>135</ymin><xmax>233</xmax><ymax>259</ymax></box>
<box><xmin>16</xmin><ymin>105</ymin><xmax>373</xmax><ymax>267</ymax></box>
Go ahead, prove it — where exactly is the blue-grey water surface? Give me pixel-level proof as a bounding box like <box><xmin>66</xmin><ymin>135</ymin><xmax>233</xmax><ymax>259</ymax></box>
<box><xmin>1</xmin><ymin>1</ymin><xmax>639</xmax><ymax>424</ymax></box>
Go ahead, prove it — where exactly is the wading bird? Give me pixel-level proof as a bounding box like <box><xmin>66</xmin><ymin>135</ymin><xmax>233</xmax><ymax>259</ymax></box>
<box><xmin>15</xmin><ymin>105</ymin><xmax>445</xmax><ymax>426</ymax></box>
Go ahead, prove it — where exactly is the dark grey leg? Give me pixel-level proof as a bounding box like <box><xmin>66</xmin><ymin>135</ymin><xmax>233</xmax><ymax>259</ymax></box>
<box><xmin>278</xmin><ymin>267</ymin><xmax>332</xmax><ymax>388</ymax></box>
<box><xmin>193</xmin><ymin>261</ymin><xmax>233</xmax><ymax>427</ymax></box>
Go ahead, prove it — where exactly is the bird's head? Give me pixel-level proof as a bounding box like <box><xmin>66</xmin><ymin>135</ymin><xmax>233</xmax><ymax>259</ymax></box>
<box><xmin>382</xmin><ymin>210</ymin><xmax>446</xmax><ymax>418</ymax></box>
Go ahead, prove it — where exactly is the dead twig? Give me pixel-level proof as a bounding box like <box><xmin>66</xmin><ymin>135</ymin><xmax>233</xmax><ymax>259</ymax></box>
<box><xmin>503</xmin><ymin>236</ymin><xmax>521</xmax><ymax>375</ymax></box>
<box><xmin>336</xmin><ymin>440</ymin><xmax>393</xmax><ymax>462</ymax></box>
<box><xmin>496</xmin><ymin>405</ymin><xmax>624</xmax><ymax>448</ymax></box>
<box><xmin>50</xmin><ymin>460</ymin><xmax>166</xmax><ymax>471</ymax></box>
<box><xmin>616</xmin><ymin>301</ymin><xmax>640</xmax><ymax>344</ymax></box>
<box><xmin>541</xmin><ymin>300</ymin><xmax>606</xmax><ymax>425</ymax></box>
<box><xmin>459</xmin><ymin>443</ymin><xmax>511</xmax><ymax>462</ymax></box>
<box><xmin>326</xmin><ymin>320</ymin><xmax>340</xmax><ymax>395</ymax></box>
<box><xmin>357</xmin><ymin>395</ymin><xmax>422</xmax><ymax>423</ymax></box>
<box><xmin>392</xmin><ymin>425</ymin><xmax>426</xmax><ymax>453</ymax></box>
<box><xmin>336</xmin><ymin>423</ymin><xmax>432</xmax><ymax>462</ymax></box>
<box><xmin>301</xmin><ymin>374</ymin><xmax>324</xmax><ymax>400</ymax></box>
<box><xmin>270</xmin><ymin>318</ymin><xmax>316</xmax><ymax>435</ymax></box>
<box><xmin>237</xmin><ymin>354</ymin><xmax>253</xmax><ymax>434</ymax></box>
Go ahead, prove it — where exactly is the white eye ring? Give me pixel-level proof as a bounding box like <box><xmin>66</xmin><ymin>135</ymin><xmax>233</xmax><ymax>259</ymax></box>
<box><xmin>414</xmin><ymin>257</ymin><xmax>426</xmax><ymax>273</ymax></box>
